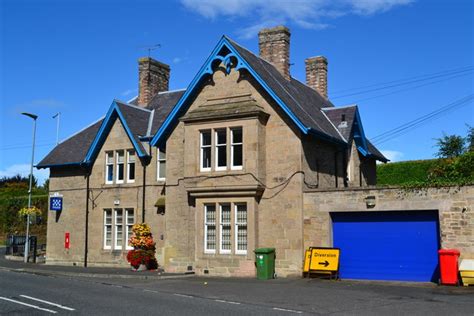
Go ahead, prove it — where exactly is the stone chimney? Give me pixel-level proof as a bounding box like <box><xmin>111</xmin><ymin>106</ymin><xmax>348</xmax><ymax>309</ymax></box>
<box><xmin>305</xmin><ymin>56</ymin><xmax>328</xmax><ymax>99</ymax></box>
<box><xmin>258</xmin><ymin>26</ymin><xmax>291</xmax><ymax>80</ymax></box>
<box><xmin>138</xmin><ymin>57</ymin><xmax>170</xmax><ymax>106</ymax></box>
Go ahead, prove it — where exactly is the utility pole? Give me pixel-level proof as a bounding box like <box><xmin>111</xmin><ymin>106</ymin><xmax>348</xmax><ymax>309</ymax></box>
<box><xmin>52</xmin><ymin>112</ymin><xmax>60</xmax><ymax>145</ymax></box>
<box><xmin>21</xmin><ymin>112</ymin><xmax>38</xmax><ymax>263</ymax></box>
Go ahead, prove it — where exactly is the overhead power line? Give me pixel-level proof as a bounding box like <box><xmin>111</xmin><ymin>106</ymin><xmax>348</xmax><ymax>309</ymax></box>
<box><xmin>331</xmin><ymin>67</ymin><xmax>473</xmax><ymax>99</ymax></box>
<box><xmin>352</xmin><ymin>71</ymin><xmax>472</xmax><ymax>103</ymax></box>
<box><xmin>331</xmin><ymin>66</ymin><xmax>473</xmax><ymax>96</ymax></box>
<box><xmin>371</xmin><ymin>94</ymin><xmax>474</xmax><ymax>145</ymax></box>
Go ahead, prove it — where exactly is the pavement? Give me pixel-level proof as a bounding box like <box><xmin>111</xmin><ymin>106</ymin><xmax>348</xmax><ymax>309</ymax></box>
<box><xmin>0</xmin><ymin>247</ymin><xmax>192</xmax><ymax>280</ymax></box>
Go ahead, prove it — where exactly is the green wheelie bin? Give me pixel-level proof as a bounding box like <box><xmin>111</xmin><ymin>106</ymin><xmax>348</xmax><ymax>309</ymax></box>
<box><xmin>254</xmin><ymin>248</ymin><xmax>276</xmax><ymax>279</ymax></box>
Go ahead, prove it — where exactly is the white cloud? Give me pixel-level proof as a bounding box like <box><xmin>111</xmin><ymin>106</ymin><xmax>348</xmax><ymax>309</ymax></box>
<box><xmin>0</xmin><ymin>164</ymin><xmax>49</xmax><ymax>185</ymax></box>
<box><xmin>349</xmin><ymin>0</ymin><xmax>413</xmax><ymax>15</ymax></box>
<box><xmin>379</xmin><ymin>150</ymin><xmax>404</xmax><ymax>162</ymax></box>
<box><xmin>121</xmin><ymin>88</ymin><xmax>137</xmax><ymax>97</ymax></box>
<box><xmin>181</xmin><ymin>0</ymin><xmax>413</xmax><ymax>38</ymax></box>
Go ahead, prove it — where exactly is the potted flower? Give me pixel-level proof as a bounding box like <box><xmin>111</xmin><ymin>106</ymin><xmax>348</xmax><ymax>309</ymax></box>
<box><xmin>126</xmin><ymin>223</ymin><xmax>158</xmax><ymax>271</ymax></box>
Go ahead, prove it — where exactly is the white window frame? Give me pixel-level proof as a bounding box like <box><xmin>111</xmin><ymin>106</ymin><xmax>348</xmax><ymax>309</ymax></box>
<box><xmin>125</xmin><ymin>209</ymin><xmax>134</xmax><ymax>250</ymax></box>
<box><xmin>103</xmin><ymin>209</ymin><xmax>112</xmax><ymax>250</ymax></box>
<box><xmin>219</xmin><ymin>203</ymin><xmax>232</xmax><ymax>254</ymax></box>
<box><xmin>116</xmin><ymin>151</ymin><xmax>125</xmax><ymax>184</ymax></box>
<box><xmin>215</xmin><ymin>129</ymin><xmax>227</xmax><ymax>171</ymax></box>
<box><xmin>234</xmin><ymin>203</ymin><xmax>248</xmax><ymax>255</ymax></box>
<box><xmin>127</xmin><ymin>150</ymin><xmax>136</xmax><ymax>183</ymax></box>
<box><xmin>204</xmin><ymin>204</ymin><xmax>216</xmax><ymax>254</ymax></box>
<box><xmin>114</xmin><ymin>209</ymin><xmax>123</xmax><ymax>250</ymax></box>
<box><xmin>157</xmin><ymin>148</ymin><xmax>166</xmax><ymax>181</ymax></box>
<box><xmin>200</xmin><ymin>130</ymin><xmax>212</xmax><ymax>172</ymax></box>
<box><xmin>105</xmin><ymin>152</ymin><xmax>114</xmax><ymax>184</ymax></box>
<box><xmin>231</xmin><ymin>127</ymin><xmax>243</xmax><ymax>170</ymax></box>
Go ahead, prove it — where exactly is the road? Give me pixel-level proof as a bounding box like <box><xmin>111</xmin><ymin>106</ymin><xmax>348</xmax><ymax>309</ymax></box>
<box><xmin>0</xmin><ymin>268</ymin><xmax>473</xmax><ymax>315</ymax></box>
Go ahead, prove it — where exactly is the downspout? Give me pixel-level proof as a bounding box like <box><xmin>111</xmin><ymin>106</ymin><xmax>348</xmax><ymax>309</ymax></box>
<box><xmin>142</xmin><ymin>161</ymin><xmax>146</xmax><ymax>223</ymax></box>
<box><xmin>84</xmin><ymin>166</ymin><xmax>90</xmax><ymax>268</ymax></box>
<box><xmin>342</xmin><ymin>146</ymin><xmax>348</xmax><ymax>188</ymax></box>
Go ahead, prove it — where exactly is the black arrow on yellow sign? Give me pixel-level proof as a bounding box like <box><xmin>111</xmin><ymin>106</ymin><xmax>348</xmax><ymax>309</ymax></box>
<box><xmin>319</xmin><ymin>260</ymin><xmax>329</xmax><ymax>267</ymax></box>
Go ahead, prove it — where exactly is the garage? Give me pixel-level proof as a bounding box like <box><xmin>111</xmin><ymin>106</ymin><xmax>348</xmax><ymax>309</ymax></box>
<box><xmin>331</xmin><ymin>210</ymin><xmax>440</xmax><ymax>282</ymax></box>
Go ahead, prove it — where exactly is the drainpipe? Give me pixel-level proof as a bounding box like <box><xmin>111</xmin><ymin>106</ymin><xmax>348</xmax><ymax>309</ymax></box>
<box><xmin>142</xmin><ymin>162</ymin><xmax>146</xmax><ymax>223</ymax></box>
<box><xmin>84</xmin><ymin>166</ymin><xmax>90</xmax><ymax>268</ymax></box>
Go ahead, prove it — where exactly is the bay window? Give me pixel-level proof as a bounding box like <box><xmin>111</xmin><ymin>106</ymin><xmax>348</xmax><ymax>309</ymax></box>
<box><xmin>204</xmin><ymin>204</ymin><xmax>216</xmax><ymax>253</ymax></box>
<box><xmin>215</xmin><ymin>129</ymin><xmax>227</xmax><ymax>170</ymax></box>
<box><xmin>219</xmin><ymin>203</ymin><xmax>231</xmax><ymax>254</ymax></box>
<box><xmin>235</xmin><ymin>203</ymin><xmax>248</xmax><ymax>255</ymax></box>
<box><xmin>199</xmin><ymin>127</ymin><xmax>243</xmax><ymax>172</ymax></box>
<box><xmin>203</xmin><ymin>202</ymin><xmax>248</xmax><ymax>255</ymax></box>
<box><xmin>200</xmin><ymin>130</ymin><xmax>212</xmax><ymax>171</ymax></box>
<box><xmin>231</xmin><ymin>128</ymin><xmax>243</xmax><ymax>170</ymax></box>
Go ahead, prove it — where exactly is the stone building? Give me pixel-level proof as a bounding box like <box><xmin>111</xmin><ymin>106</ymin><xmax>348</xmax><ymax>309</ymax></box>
<box><xmin>38</xmin><ymin>26</ymin><xmax>473</xmax><ymax>281</ymax></box>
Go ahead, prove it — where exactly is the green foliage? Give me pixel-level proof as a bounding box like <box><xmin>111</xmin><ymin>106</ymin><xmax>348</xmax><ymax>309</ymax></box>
<box><xmin>467</xmin><ymin>125</ymin><xmax>474</xmax><ymax>152</ymax></box>
<box><xmin>377</xmin><ymin>152</ymin><xmax>474</xmax><ymax>188</ymax></box>
<box><xmin>0</xmin><ymin>176</ymin><xmax>48</xmax><ymax>243</ymax></box>
<box><xmin>377</xmin><ymin>159</ymin><xmax>438</xmax><ymax>186</ymax></box>
<box><xmin>435</xmin><ymin>133</ymin><xmax>465</xmax><ymax>158</ymax></box>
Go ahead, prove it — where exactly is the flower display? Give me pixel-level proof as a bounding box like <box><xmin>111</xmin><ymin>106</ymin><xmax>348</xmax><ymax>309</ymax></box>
<box><xmin>126</xmin><ymin>223</ymin><xmax>158</xmax><ymax>270</ymax></box>
<box><xmin>18</xmin><ymin>206</ymin><xmax>41</xmax><ymax>218</ymax></box>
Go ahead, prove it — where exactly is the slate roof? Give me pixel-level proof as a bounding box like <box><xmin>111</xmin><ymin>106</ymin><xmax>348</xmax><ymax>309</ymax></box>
<box><xmin>37</xmin><ymin>92</ymin><xmax>184</xmax><ymax>168</ymax></box>
<box><xmin>229</xmin><ymin>38</ymin><xmax>343</xmax><ymax>143</ymax></box>
<box><xmin>38</xmin><ymin>36</ymin><xmax>387</xmax><ymax>168</ymax></box>
<box><xmin>147</xmin><ymin>90</ymin><xmax>186</xmax><ymax>133</ymax></box>
<box><xmin>322</xmin><ymin>105</ymin><xmax>388</xmax><ymax>161</ymax></box>
<box><xmin>37</xmin><ymin>118</ymin><xmax>104</xmax><ymax>167</ymax></box>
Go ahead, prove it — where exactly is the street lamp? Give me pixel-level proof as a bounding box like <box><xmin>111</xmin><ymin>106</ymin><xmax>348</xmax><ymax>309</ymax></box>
<box><xmin>21</xmin><ymin>112</ymin><xmax>38</xmax><ymax>263</ymax></box>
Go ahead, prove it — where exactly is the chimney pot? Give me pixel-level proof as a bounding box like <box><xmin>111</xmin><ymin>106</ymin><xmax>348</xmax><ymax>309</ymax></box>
<box><xmin>138</xmin><ymin>57</ymin><xmax>170</xmax><ymax>106</ymax></box>
<box><xmin>305</xmin><ymin>56</ymin><xmax>328</xmax><ymax>99</ymax></box>
<box><xmin>258</xmin><ymin>26</ymin><xmax>291</xmax><ymax>80</ymax></box>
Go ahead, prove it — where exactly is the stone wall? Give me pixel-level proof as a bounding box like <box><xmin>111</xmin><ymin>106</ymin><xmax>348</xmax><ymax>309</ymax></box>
<box><xmin>303</xmin><ymin>185</ymin><xmax>474</xmax><ymax>266</ymax></box>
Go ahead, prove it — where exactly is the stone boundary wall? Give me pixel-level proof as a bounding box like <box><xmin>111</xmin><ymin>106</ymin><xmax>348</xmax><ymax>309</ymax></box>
<box><xmin>303</xmin><ymin>185</ymin><xmax>474</xmax><ymax>260</ymax></box>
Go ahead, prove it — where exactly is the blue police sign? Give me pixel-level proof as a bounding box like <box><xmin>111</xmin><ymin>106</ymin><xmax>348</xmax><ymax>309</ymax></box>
<box><xmin>50</xmin><ymin>195</ymin><xmax>63</xmax><ymax>211</ymax></box>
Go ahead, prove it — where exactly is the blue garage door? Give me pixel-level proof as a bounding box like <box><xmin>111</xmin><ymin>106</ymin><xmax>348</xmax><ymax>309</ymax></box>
<box><xmin>331</xmin><ymin>211</ymin><xmax>440</xmax><ymax>282</ymax></box>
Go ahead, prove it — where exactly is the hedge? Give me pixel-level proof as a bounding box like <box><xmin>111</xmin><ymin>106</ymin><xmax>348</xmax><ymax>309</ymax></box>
<box><xmin>377</xmin><ymin>152</ymin><xmax>474</xmax><ymax>187</ymax></box>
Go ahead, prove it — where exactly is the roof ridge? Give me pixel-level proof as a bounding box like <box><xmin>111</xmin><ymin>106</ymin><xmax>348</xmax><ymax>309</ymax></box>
<box><xmin>158</xmin><ymin>88</ymin><xmax>186</xmax><ymax>95</ymax></box>
<box><xmin>322</xmin><ymin>104</ymin><xmax>358</xmax><ymax>110</ymax></box>
<box><xmin>320</xmin><ymin>110</ymin><xmax>347</xmax><ymax>142</ymax></box>
<box><xmin>114</xmin><ymin>99</ymin><xmax>152</xmax><ymax>112</ymax></box>
<box><xmin>146</xmin><ymin>109</ymin><xmax>155</xmax><ymax>137</ymax></box>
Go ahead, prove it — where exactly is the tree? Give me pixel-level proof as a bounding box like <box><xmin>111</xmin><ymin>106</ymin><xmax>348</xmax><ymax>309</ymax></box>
<box><xmin>435</xmin><ymin>133</ymin><xmax>465</xmax><ymax>158</ymax></box>
<box><xmin>466</xmin><ymin>125</ymin><xmax>474</xmax><ymax>152</ymax></box>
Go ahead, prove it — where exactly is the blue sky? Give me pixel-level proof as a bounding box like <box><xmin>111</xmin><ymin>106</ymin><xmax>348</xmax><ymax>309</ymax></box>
<box><xmin>1</xmin><ymin>0</ymin><xmax>473</xmax><ymax>184</ymax></box>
